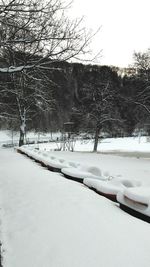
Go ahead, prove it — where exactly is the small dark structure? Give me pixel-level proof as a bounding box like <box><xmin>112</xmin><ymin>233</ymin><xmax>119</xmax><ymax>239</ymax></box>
<box><xmin>62</xmin><ymin>122</ymin><xmax>75</xmax><ymax>151</ymax></box>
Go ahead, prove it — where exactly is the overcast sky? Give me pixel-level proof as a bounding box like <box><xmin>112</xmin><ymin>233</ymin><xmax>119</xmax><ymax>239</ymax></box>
<box><xmin>68</xmin><ymin>0</ymin><xmax>150</xmax><ymax>67</ymax></box>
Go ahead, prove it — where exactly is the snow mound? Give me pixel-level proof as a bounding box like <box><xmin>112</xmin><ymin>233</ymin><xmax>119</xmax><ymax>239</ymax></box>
<box><xmin>42</xmin><ymin>152</ymin><xmax>49</xmax><ymax>157</ymax></box>
<box><xmin>43</xmin><ymin>158</ymin><xmax>69</xmax><ymax>170</ymax></box>
<box><xmin>18</xmin><ymin>147</ymin><xmax>81</xmax><ymax>171</ymax></box>
<box><xmin>68</xmin><ymin>161</ymin><xmax>81</xmax><ymax>168</ymax></box>
<box><xmin>61</xmin><ymin>165</ymin><xmax>107</xmax><ymax>181</ymax></box>
<box><xmin>117</xmin><ymin>186</ymin><xmax>150</xmax><ymax>217</ymax></box>
<box><xmin>84</xmin><ymin>177</ymin><xmax>142</xmax><ymax>201</ymax></box>
<box><xmin>18</xmin><ymin>147</ymin><xmax>69</xmax><ymax>171</ymax></box>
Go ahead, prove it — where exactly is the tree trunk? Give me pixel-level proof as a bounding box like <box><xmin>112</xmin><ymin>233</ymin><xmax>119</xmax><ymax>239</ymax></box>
<box><xmin>19</xmin><ymin>127</ymin><xmax>25</xmax><ymax>147</ymax></box>
<box><xmin>93</xmin><ymin>124</ymin><xmax>100</xmax><ymax>152</ymax></box>
<box><xmin>19</xmin><ymin>109</ymin><xmax>26</xmax><ymax>147</ymax></box>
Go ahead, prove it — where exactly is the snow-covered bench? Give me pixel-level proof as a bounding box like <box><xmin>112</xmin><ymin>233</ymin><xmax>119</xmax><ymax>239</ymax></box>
<box><xmin>17</xmin><ymin>147</ymin><xmax>80</xmax><ymax>172</ymax></box>
<box><xmin>84</xmin><ymin>177</ymin><xmax>141</xmax><ymax>202</ymax></box>
<box><xmin>61</xmin><ymin>165</ymin><xmax>107</xmax><ymax>183</ymax></box>
<box><xmin>117</xmin><ymin>187</ymin><xmax>150</xmax><ymax>223</ymax></box>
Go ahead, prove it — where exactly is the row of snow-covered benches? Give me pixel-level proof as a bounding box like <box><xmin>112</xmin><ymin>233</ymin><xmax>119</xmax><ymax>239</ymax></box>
<box><xmin>17</xmin><ymin>146</ymin><xmax>150</xmax><ymax>223</ymax></box>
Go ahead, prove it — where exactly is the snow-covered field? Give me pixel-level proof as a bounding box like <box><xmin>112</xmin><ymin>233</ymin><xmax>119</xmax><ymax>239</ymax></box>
<box><xmin>0</xmin><ymin>130</ymin><xmax>60</xmax><ymax>146</ymax></box>
<box><xmin>34</xmin><ymin>135</ymin><xmax>150</xmax><ymax>152</ymax></box>
<box><xmin>0</xmin><ymin>131</ymin><xmax>150</xmax><ymax>267</ymax></box>
<box><xmin>1</xmin><ymin>130</ymin><xmax>150</xmax><ymax>155</ymax></box>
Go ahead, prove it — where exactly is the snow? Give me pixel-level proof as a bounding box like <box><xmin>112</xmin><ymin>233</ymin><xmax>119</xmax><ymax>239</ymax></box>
<box><xmin>2</xmin><ymin>128</ymin><xmax>150</xmax><ymax>154</ymax></box>
<box><xmin>18</xmin><ymin>147</ymin><xmax>79</xmax><ymax>170</ymax></box>
<box><xmin>38</xmin><ymin>136</ymin><xmax>150</xmax><ymax>153</ymax></box>
<box><xmin>84</xmin><ymin>177</ymin><xmax>142</xmax><ymax>195</ymax></box>
<box><xmin>1</xmin><ymin>133</ymin><xmax>150</xmax><ymax>266</ymax></box>
<box><xmin>61</xmin><ymin>165</ymin><xmax>107</xmax><ymax>181</ymax></box>
<box><xmin>125</xmin><ymin>187</ymin><xmax>150</xmax><ymax>203</ymax></box>
<box><xmin>0</xmin><ymin>131</ymin><xmax>19</xmax><ymax>142</ymax></box>
<box><xmin>0</xmin><ymin>130</ymin><xmax>61</xmax><ymax>146</ymax></box>
<box><xmin>20</xmin><ymin>123</ymin><xmax>26</xmax><ymax>134</ymax></box>
<box><xmin>117</xmin><ymin>187</ymin><xmax>150</xmax><ymax>216</ymax></box>
<box><xmin>0</xmin><ymin>65</ymin><xmax>34</xmax><ymax>73</ymax></box>
<box><xmin>18</xmin><ymin>147</ymin><xmax>112</xmax><ymax>180</ymax></box>
<box><xmin>18</xmin><ymin>138</ymin><xmax>150</xmax><ymax>187</ymax></box>
<box><xmin>98</xmin><ymin>136</ymin><xmax>150</xmax><ymax>153</ymax></box>
<box><xmin>33</xmin><ymin>149</ymin><xmax>150</xmax><ymax>188</ymax></box>
<box><xmin>1</xmin><ymin>148</ymin><xmax>150</xmax><ymax>267</ymax></box>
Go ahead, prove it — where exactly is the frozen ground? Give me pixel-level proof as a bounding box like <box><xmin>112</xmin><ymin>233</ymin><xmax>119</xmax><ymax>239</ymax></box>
<box><xmin>0</xmin><ymin>148</ymin><xmax>150</xmax><ymax>267</ymax></box>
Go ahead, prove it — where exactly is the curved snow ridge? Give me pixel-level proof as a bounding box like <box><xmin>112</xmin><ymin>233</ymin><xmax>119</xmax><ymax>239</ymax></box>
<box><xmin>61</xmin><ymin>165</ymin><xmax>107</xmax><ymax>181</ymax></box>
<box><xmin>117</xmin><ymin>187</ymin><xmax>150</xmax><ymax>216</ymax></box>
<box><xmin>18</xmin><ymin>147</ymin><xmax>70</xmax><ymax>170</ymax></box>
<box><xmin>84</xmin><ymin>177</ymin><xmax>142</xmax><ymax>201</ymax></box>
<box><xmin>17</xmin><ymin>147</ymin><xmax>81</xmax><ymax>171</ymax></box>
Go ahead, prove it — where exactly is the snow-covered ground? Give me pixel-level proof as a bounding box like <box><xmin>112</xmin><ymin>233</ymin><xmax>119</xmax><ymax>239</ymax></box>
<box><xmin>0</xmin><ymin>130</ymin><xmax>60</xmax><ymax>146</ymax></box>
<box><xmin>0</xmin><ymin>148</ymin><xmax>150</xmax><ymax>267</ymax></box>
<box><xmin>36</xmin><ymin>135</ymin><xmax>150</xmax><ymax>154</ymax></box>
<box><xmin>1</xmin><ymin>129</ymin><xmax>150</xmax><ymax>155</ymax></box>
<box><xmin>1</xmin><ymin>131</ymin><xmax>150</xmax><ymax>266</ymax></box>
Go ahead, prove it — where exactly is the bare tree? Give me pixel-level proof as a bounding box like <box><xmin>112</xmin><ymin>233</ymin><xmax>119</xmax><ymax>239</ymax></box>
<box><xmin>130</xmin><ymin>49</ymin><xmax>150</xmax><ymax>131</ymax></box>
<box><xmin>0</xmin><ymin>0</ymin><xmax>97</xmax><ymax>145</ymax></box>
<box><xmin>0</xmin><ymin>0</ymin><xmax>96</xmax><ymax>71</ymax></box>
<box><xmin>0</xmin><ymin>66</ymin><xmax>56</xmax><ymax>145</ymax></box>
<box><xmin>72</xmin><ymin>67</ymin><xmax>122</xmax><ymax>152</ymax></box>
<box><xmin>133</xmin><ymin>48</ymin><xmax>150</xmax><ymax>81</ymax></box>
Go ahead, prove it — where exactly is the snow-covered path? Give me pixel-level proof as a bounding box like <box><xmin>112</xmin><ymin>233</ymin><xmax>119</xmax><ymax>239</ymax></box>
<box><xmin>0</xmin><ymin>149</ymin><xmax>150</xmax><ymax>267</ymax></box>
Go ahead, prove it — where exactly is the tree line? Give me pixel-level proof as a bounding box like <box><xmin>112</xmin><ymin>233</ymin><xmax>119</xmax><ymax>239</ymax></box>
<box><xmin>0</xmin><ymin>0</ymin><xmax>149</xmax><ymax>151</ymax></box>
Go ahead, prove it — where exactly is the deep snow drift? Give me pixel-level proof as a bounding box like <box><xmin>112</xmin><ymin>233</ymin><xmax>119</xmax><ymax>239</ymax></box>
<box><xmin>0</xmin><ymin>148</ymin><xmax>150</xmax><ymax>267</ymax></box>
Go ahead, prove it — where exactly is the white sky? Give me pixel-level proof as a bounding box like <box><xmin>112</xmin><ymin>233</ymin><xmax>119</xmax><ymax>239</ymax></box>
<box><xmin>68</xmin><ymin>0</ymin><xmax>150</xmax><ymax>67</ymax></box>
